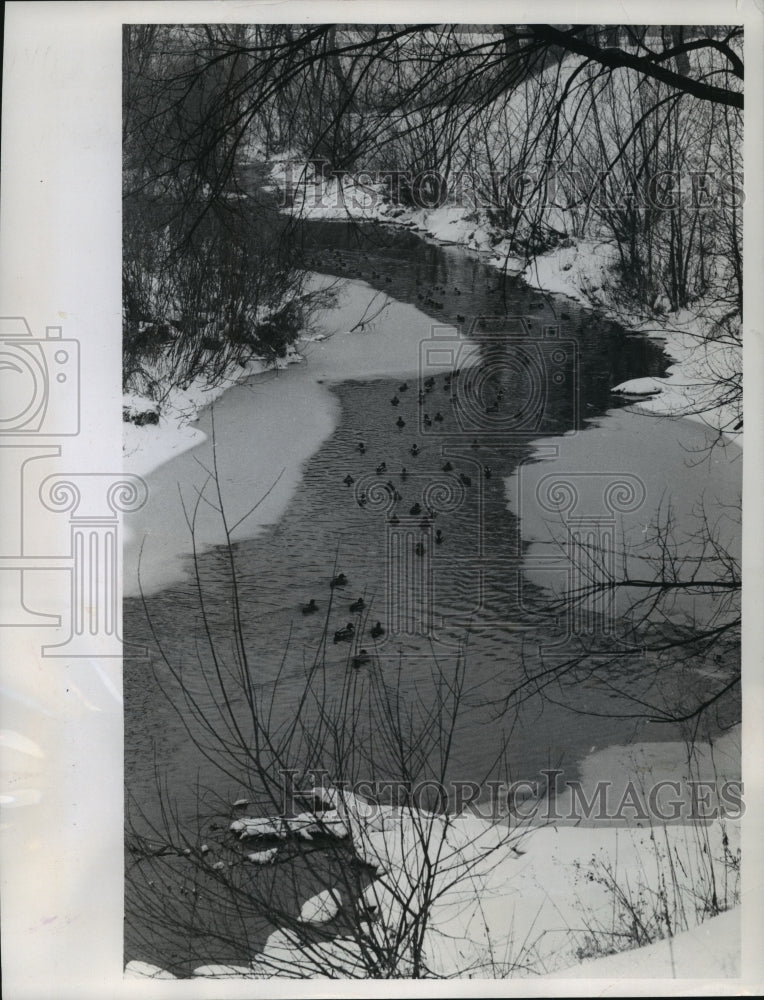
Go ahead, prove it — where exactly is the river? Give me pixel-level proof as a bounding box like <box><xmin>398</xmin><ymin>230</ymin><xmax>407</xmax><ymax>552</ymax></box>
<box><xmin>123</xmin><ymin>219</ymin><xmax>741</xmax><ymax>973</ymax></box>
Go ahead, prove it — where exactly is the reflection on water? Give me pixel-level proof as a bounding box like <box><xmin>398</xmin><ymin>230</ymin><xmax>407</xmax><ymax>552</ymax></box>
<box><xmin>124</xmin><ymin>220</ymin><xmax>741</xmax><ymax>972</ymax></box>
<box><xmin>125</xmin><ymin>221</ymin><xmax>678</xmax><ymax>823</ymax></box>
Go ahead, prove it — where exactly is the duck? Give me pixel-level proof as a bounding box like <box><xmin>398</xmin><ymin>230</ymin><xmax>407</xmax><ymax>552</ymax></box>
<box><xmin>456</xmin><ymin>313</ymin><xmax>465</xmax><ymax>322</ymax></box>
<box><xmin>350</xmin><ymin>597</ymin><xmax>365</xmax><ymax>613</ymax></box>
<box><xmin>391</xmin><ymin>395</ymin><xmax>400</xmax><ymax>406</ymax></box>
<box><xmin>399</xmin><ymin>382</ymin><xmax>409</xmax><ymax>392</ymax></box>
<box><xmin>443</xmin><ymin>461</ymin><xmax>453</xmax><ymax>472</ymax></box>
<box><xmin>435</xmin><ymin>530</ymin><xmax>444</xmax><ymax>545</ymax></box>
<box><xmin>302</xmin><ymin>599</ymin><xmax>319</xmax><ymax>614</ymax></box>
<box><xmin>400</xmin><ymin>467</ymin><xmax>409</xmax><ymax>480</ymax></box>
<box><xmin>459</xmin><ymin>473</ymin><xmax>472</xmax><ymax>486</ymax></box>
<box><xmin>414</xmin><ymin>542</ymin><xmax>426</xmax><ymax>557</ymax></box>
<box><xmin>434</xmin><ymin>412</ymin><xmax>444</xmax><ymax>422</ymax></box>
<box><xmin>423</xmin><ymin>414</ymin><xmax>432</xmax><ymax>428</ymax></box>
<box><xmin>410</xmin><ymin>444</ymin><xmax>420</xmax><ymax>457</ymax></box>
<box><xmin>376</xmin><ymin>462</ymin><xmax>387</xmax><ymax>475</ymax></box>
<box><xmin>410</xmin><ymin>502</ymin><xmax>422</xmax><ymax>516</ymax></box>
<box><xmin>334</xmin><ymin>623</ymin><xmax>355</xmax><ymax>643</ymax></box>
<box><xmin>352</xmin><ymin>648</ymin><xmax>372</xmax><ymax>668</ymax></box>
<box><xmin>396</xmin><ymin>416</ymin><xmax>406</xmax><ymax>429</ymax></box>
<box><xmin>370</xmin><ymin>621</ymin><xmax>385</xmax><ymax>638</ymax></box>
<box><xmin>343</xmin><ymin>474</ymin><xmax>354</xmax><ymax>486</ymax></box>
<box><xmin>330</xmin><ymin>573</ymin><xmax>348</xmax><ymax>588</ymax></box>
<box><xmin>389</xmin><ymin>514</ymin><xmax>400</xmax><ymax>525</ymax></box>
<box><xmin>357</xmin><ymin>442</ymin><xmax>366</xmax><ymax>454</ymax></box>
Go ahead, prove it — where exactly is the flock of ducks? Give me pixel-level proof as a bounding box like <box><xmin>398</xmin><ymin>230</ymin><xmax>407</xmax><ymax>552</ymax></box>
<box><xmin>341</xmin><ymin>369</ymin><xmax>495</xmax><ymax>525</ymax></box>
<box><xmin>296</xmin><ymin>279</ymin><xmax>516</xmax><ymax>669</ymax></box>
<box><xmin>305</xmin><ymin>249</ymin><xmax>574</xmax><ymax>327</ymax></box>
<box><xmin>300</xmin><ymin>370</ymin><xmax>497</xmax><ymax>667</ymax></box>
<box><xmin>292</xmin><ymin>252</ymin><xmax>576</xmax><ymax>669</ymax></box>
<box><xmin>301</xmin><ymin>573</ymin><xmax>384</xmax><ymax>666</ymax></box>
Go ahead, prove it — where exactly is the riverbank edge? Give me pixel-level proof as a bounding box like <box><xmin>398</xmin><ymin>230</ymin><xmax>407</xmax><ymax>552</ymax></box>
<box><xmin>269</xmin><ymin>158</ymin><xmax>742</xmax><ymax>446</ymax></box>
<box><xmin>123</xmin><ymin>164</ymin><xmax>741</xmax><ymax>479</ymax></box>
<box><xmin>122</xmin><ymin>213</ymin><xmax>743</xmax><ymax>981</ymax></box>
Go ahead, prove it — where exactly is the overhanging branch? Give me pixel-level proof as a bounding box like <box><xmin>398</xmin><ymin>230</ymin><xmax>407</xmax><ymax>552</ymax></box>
<box><xmin>528</xmin><ymin>24</ymin><xmax>743</xmax><ymax>109</ymax></box>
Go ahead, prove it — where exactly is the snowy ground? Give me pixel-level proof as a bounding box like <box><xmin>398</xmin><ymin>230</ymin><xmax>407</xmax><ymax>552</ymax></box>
<box><xmin>123</xmin><ymin>274</ymin><xmax>462</xmax><ymax>596</ymax></box>
<box><xmin>269</xmin><ymin>156</ymin><xmax>742</xmax><ymax>444</ymax></box>
<box><xmin>123</xmin><ymin>348</ymin><xmax>305</xmax><ymax>480</ymax></box>
<box><xmin>122</xmin><ymin>164</ymin><xmax>744</xmax><ymax>984</ymax></box>
<box><xmin>126</xmin><ymin>728</ymin><xmax>742</xmax><ymax>981</ymax></box>
<box><xmin>503</xmin><ymin>405</ymin><xmax>742</xmax><ymax>631</ymax></box>
<box><xmin>124</xmin><ymin>155</ymin><xmax>742</xmax><ymax>486</ymax></box>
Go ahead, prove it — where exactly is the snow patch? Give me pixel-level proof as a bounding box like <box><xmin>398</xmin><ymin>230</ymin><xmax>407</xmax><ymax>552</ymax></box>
<box><xmin>298</xmin><ymin>889</ymin><xmax>342</xmax><ymax>925</ymax></box>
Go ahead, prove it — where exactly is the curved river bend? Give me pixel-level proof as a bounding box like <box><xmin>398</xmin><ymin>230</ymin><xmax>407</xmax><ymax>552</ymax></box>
<box><xmin>123</xmin><ymin>220</ymin><xmax>740</xmax><ymax>972</ymax></box>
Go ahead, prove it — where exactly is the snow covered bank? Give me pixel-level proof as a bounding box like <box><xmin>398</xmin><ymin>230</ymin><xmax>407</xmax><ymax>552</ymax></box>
<box><xmin>123</xmin><ymin>273</ymin><xmax>461</xmax><ymax>596</ymax></box>
<box><xmin>520</xmin><ymin>240</ymin><xmax>742</xmax><ymax>440</ymax></box>
<box><xmin>148</xmin><ymin>774</ymin><xmax>739</xmax><ymax>979</ymax></box>
<box><xmin>271</xmin><ymin>158</ymin><xmax>741</xmax><ymax>444</ymax></box>
<box><xmin>123</xmin><ymin>349</ymin><xmax>304</xmax><ymax>481</ymax></box>
<box><xmin>270</xmin><ymin>155</ymin><xmax>525</xmax><ymax>267</ymax></box>
<box><xmin>125</xmin><ymin>719</ymin><xmax>742</xmax><ymax>981</ymax></box>
<box><xmin>503</xmin><ymin>406</ymin><xmax>741</xmax><ymax>624</ymax></box>
<box><xmin>326</xmin><ymin>734</ymin><xmax>740</xmax><ymax>978</ymax></box>
<box><xmin>546</xmin><ymin>907</ymin><xmax>740</xmax><ymax>980</ymax></box>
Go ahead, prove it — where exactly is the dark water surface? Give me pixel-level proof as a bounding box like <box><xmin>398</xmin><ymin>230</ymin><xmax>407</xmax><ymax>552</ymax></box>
<box><xmin>124</xmin><ymin>220</ymin><xmax>720</xmax><ymax>971</ymax></box>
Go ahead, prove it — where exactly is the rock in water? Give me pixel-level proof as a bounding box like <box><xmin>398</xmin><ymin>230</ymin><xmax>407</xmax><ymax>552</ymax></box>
<box><xmin>247</xmin><ymin>848</ymin><xmax>279</xmax><ymax>864</ymax></box>
<box><xmin>230</xmin><ymin>816</ymin><xmax>285</xmax><ymax>839</ymax></box>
